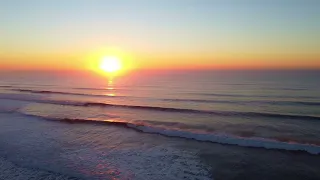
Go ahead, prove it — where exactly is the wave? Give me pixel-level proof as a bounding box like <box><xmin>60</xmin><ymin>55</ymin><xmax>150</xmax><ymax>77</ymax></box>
<box><xmin>269</xmin><ymin>87</ymin><xmax>307</xmax><ymax>91</ymax></box>
<box><xmin>0</xmin><ymin>85</ymin><xmax>13</xmax><ymax>88</ymax></box>
<box><xmin>192</xmin><ymin>93</ymin><xmax>318</xmax><ymax>99</ymax></box>
<box><xmin>127</xmin><ymin>124</ymin><xmax>320</xmax><ymax>155</ymax></box>
<box><xmin>73</xmin><ymin>87</ymin><xmax>119</xmax><ymax>91</ymax></box>
<box><xmin>11</xmin><ymin>89</ymin><xmax>122</xmax><ymax>98</ymax></box>
<box><xmin>83</xmin><ymin>102</ymin><xmax>320</xmax><ymax>121</ymax></box>
<box><xmin>1</xmin><ymin>93</ymin><xmax>320</xmax><ymax>121</ymax></box>
<box><xmin>11</xmin><ymin>89</ymin><xmax>320</xmax><ymax>107</ymax></box>
<box><xmin>163</xmin><ymin>98</ymin><xmax>320</xmax><ymax>106</ymax></box>
<box><xmin>16</xmin><ymin>113</ymin><xmax>320</xmax><ymax>155</ymax></box>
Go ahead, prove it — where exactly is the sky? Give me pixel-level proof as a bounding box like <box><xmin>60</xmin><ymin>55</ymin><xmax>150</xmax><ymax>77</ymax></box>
<box><xmin>1</xmin><ymin>0</ymin><xmax>319</xmax><ymax>70</ymax></box>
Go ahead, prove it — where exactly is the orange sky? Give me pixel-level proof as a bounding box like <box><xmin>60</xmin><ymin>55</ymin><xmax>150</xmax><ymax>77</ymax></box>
<box><xmin>1</xmin><ymin>1</ymin><xmax>319</xmax><ymax>71</ymax></box>
<box><xmin>1</xmin><ymin>51</ymin><xmax>319</xmax><ymax>71</ymax></box>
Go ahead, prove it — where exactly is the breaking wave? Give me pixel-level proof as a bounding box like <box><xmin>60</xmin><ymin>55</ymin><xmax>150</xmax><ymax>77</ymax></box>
<box><xmin>15</xmin><ymin>113</ymin><xmax>320</xmax><ymax>155</ymax></box>
<box><xmin>1</xmin><ymin>93</ymin><xmax>320</xmax><ymax>121</ymax></box>
<box><xmin>82</xmin><ymin>102</ymin><xmax>320</xmax><ymax>120</ymax></box>
<box><xmin>9</xmin><ymin>89</ymin><xmax>320</xmax><ymax>107</ymax></box>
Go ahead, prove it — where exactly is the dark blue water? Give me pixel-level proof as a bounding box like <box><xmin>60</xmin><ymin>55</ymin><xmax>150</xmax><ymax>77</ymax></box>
<box><xmin>0</xmin><ymin>70</ymin><xmax>320</xmax><ymax>179</ymax></box>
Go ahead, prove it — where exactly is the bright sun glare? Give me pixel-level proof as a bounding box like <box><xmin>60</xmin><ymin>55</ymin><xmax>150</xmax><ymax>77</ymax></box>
<box><xmin>100</xmin><ymin>56</ymin><xmax>122</xmax><ymax>73</ymax></box>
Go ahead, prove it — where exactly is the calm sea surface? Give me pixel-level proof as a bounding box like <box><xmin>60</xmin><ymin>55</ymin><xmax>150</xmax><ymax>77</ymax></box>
<box><xmin>0</xmin><ymin>70</ymin><xmax>320</xmax><ymax>180</ymax></box>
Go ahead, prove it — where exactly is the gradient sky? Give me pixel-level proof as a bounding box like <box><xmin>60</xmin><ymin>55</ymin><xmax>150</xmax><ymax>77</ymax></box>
<box><xmin>1</xmin><ymin>0</ymin><xmax>319</xmax><ymax>70</ymax></box>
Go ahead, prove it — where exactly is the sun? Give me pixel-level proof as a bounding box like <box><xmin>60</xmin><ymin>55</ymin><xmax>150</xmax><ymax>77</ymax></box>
<box><xmin>100</xmin><ymin>56</ymin><xmax>122</xmax><ymax>73</ymax></box>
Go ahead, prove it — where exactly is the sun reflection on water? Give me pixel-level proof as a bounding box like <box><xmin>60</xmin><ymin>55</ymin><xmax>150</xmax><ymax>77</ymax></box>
<box><xmin>104</xmin><ymin>77</ymin><xmax>116</xmax><ymax>96</ymax></box>
<box><xmin>105</xmin><ymin>93</ymin><xmax>115</xmax><ymax>96</ymax></box>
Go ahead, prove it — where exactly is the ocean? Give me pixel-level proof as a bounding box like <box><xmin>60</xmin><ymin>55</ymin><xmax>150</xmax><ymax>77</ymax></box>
<box><xmin>0</xmin><ymin>70</ymin><xmax>319</xmax><ymax>180</ymax></box>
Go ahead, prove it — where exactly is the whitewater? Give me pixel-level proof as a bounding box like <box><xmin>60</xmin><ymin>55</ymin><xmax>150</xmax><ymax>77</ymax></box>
<box><xmin>0</xmin><ymin>70</ymin><xmax>320</xmax><ymax>179</ymax></box>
